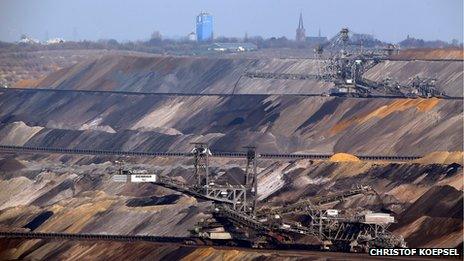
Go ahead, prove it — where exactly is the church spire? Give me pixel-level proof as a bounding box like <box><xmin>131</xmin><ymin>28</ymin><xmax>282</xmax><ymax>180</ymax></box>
<box><xmin>296</xmin><ymin>12</ymin><xmax>306</xmax><ymax>42</ymax></box>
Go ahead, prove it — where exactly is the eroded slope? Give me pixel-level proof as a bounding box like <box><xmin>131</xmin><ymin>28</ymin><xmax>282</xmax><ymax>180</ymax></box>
<box><xmin>0</xmin><ymin>91</ymin><xmax>461</xmax><ymax>155</ymax></box>
<box><xmin>29</xmin><ymin>55</ymin><xmax>463</xmax><ymax>96</ymax></box>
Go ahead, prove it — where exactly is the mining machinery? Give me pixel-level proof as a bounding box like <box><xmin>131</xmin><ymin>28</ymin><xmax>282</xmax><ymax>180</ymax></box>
<box><xmin>197</xmin><ymin>184</ymin><xmax>405</xmax><ymax>252</ymax></box>
<box><xmin>313</xmin><ymin>28</ymin><xmax>391</xmax><ymax>97</ymax></box>
<box><xmin>315</xmin><ymin>28</ymin><xmax>446</xmax><ymax>98</ymax></box>
<box><xmin>112</xmin><ymin>144</ymin><xmax>406</xmax><ymax>252</ymax></box>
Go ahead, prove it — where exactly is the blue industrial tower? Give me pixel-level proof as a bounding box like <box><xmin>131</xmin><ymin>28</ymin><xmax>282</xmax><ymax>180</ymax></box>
<box><xmin>196</xmin><ymin>12</ymin><xmax>213</xmax><ymax>42</ymax></box>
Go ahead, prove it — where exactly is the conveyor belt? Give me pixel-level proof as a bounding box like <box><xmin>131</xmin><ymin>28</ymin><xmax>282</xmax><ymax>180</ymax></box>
<box><xmin>244</xmin><ymin>71</ymin><xmax>320</xmax><ymax>80</ymax></box>
<box><xmin>1</xmin><ymin>87</ymin><xmax>462</xmax><ymax>100</ymax></box>
<box><xmin>0</xmin><ymin>145</ymin><xmax>422</xmax><ymax>162</ymax></box>
<box><xmin>0</xmin><ymin>231</ymin><xmax>188</xmax><ymax>244</ymax></box>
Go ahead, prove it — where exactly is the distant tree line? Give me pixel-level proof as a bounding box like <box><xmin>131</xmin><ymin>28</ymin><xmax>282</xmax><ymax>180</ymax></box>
<box><xmin>0</xmin><ymin>34</ymin><xmax>460</xmax><ymax>55</ymax></box>
<box><xmin>398</xmin><ymin>36</ymin><xmax>462</xmax><ymax>49</ymax></box>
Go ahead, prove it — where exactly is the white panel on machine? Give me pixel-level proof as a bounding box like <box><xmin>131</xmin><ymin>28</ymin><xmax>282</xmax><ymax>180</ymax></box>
<box><xmin>131</xmin><ymin>174</ymin><xmax>157</xmax><ymax>182</ymax></box>
<box><xmin>363</xmin><ymin>213</ymin><xmax>395</xmax><ymax>224</ymax></box>
<box><xmin>326</xmin><ymin>209</ymin><xmax>339</xmax><ymax>216</ymax></box>
<box><xmin>112</xmin><ymin>175</ymin><xmax>128</xmax><ymax>182</ymax></box>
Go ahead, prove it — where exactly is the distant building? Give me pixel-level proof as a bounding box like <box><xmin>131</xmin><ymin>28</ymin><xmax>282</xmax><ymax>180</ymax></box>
<box><xmin>306</xmin><ymin>29</ymin><xmax>327</xmax><ymax>45</ymax></box>
<box><xmin>18</xmin><ymin>34</ymin><xmax>40</xmax><ymax>44</ymax></box>
<box><xmin>196</xmin><ymin>12</ymin><xmax>213</xmax><ymax>42</ymax></box>
<box><xmin>306</xmin><ymin>36</ymin><xmax>328</xmax><ymax>45</ymax></box>
<box><xmin>209</xmin><ymin>42</ymin><xmax>257</xmax><ymax>52</ymax></box>
<box><xmin>46</xmin><ymin>38</ymin><xmax>65</xmax><ymax>44</ymax></box>
<box><xmin>295</xmin><ymin>12</ymin><xmax>306</xmax><ymax>42</ymax></box>
<box><xmin>150</xmin><ymin>31</ymin><xmax>162</xmax><ymax>40</ymax></box>
<box><xmin>188</xmin><ymin>32</ymin><xmax>196</xmax><ymax>41</ymax></box>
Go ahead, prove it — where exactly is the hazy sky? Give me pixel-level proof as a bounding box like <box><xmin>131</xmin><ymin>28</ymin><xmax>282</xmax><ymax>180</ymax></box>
<box><xmin>1</xmin><ymin>0</ymin><xmax>462</xmax><ymax>43</ymax></box>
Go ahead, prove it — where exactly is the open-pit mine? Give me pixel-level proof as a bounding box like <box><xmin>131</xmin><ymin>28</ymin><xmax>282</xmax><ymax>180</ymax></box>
<box><xmin>0</xmin><ymin>33</ymin><xmax>462</xmax><ymax>260</ymax></box>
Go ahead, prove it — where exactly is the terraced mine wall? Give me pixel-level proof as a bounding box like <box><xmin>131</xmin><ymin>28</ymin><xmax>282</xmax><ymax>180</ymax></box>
<box><xmin>0</xmin><ymin>50</ymin><xmax>157</xmax><ymax>88</ymax></box>
<box><xmin>30</xmin><ymin>55</ymin><xmax>463</xmax><ymax>96</ymax></box>
<box><xmin>0</xmin><ymin>154</ymin><xmax>461</xmax><ymax>253</ymax></box>
<box><xmin>0</xmin><ymin>53</ymin><xmax>462</xmax><ymax>256</ymax></box>
<box><xmin>0</xmin><ymin>238</ymin><xmax>397</xmax><ymax>260</ymax></box>
<box><xmin>363</xmin><ymin>60</ymin><xmax>464</xmax><ymax>97</ymax></box>
<box><xmin>0</xmin><ymin>89</ymin><xmax>461</xmax><ymax>155</ymax></box>
<box><xmin>391</xmin><ymin>48</ymin><xmax>464</xmax><ymax>60</ymax></box>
